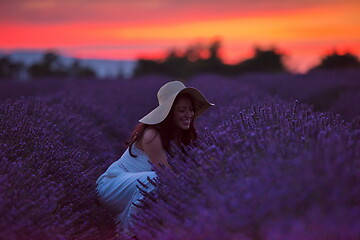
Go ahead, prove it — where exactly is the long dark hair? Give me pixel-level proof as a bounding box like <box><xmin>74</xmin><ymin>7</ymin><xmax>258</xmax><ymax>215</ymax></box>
<box><xmin>126</xmin><ymin>93</ymin><xmax>198</xmax><ymax>157</ymax></box>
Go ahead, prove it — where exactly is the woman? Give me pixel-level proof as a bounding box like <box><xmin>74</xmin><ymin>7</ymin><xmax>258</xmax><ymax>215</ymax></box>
<box><xmin>96</xmin><ymin>80</ymin><xmax>214</xmax><ymax>230</ymax></box>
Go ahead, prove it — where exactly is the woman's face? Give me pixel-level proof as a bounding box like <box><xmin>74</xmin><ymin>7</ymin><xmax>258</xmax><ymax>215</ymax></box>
<box><xmin>172</xmin><ymin>96</ymin><xmax>194</xmax><ymax>130</ymax></box>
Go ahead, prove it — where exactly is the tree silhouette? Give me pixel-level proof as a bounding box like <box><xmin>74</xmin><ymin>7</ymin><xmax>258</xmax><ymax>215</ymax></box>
<box><xmin>133</xmin><ymin>40</ymin><xmax>225</xmax><ymax>78</ymax></box>
<box><xmin>28</xmin><ymin>51</ymin><xmax>97</xmax><ymax>79</ymax></box>
<box><xmin>68</xmin><ymin>60</ymin><xmax>97</xmax><ymax>78</ymax></box>
<box><xmin>229</xmin><ymin>47</ymin><xmax>286</xmax><ymax>74</ymax></box>
<box><xmin>133</xmin><ymin>59</ymin><xmax>161</xmax><ymax>76</ymax></box>
<box><xmin>0</xmin><ymin>55</ymin><xmax>24</xmax><ymax>81</ymax></box>
<box><xmin>28</xmin><ymin>51</ymin><xmax>67</xmax><ymax>79</ymax></box>
<box><xmin>162</xmin><ymin>48</ymin><xmax>190</xmax><ymax>77</ymax></box>
<box><xmin>310</xmin><ymin>51</ymin><xmax>360</xmax><ymax>71</ymax></box>
<box><xmin>196</xmin><ymin>39</ymin><xmax>225</xmax><ymax>74</ymax></box>
<box><xmin>133</xmin><ymin>42</ymin><xmax>288</xmax><ymax>77</ymax></box>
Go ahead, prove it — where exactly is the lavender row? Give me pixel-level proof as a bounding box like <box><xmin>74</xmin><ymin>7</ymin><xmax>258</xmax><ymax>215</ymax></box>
<box><xmin>0</xmin><ymin>76</ymin><xmax>204</xmax><ymax>239</ymax></box>
<box><xmin>1</xmin><ymin>74</ymin><xmax>359</xmax><ymax>239</ymax></box>
<box><xmin>130</xmin><ymin>99</ymin><xmax>360</xmax><ymax>239</ymax></box>
<box><xmin>0</xmin><ymin>98</ymin><xmax>117</xmax><ymax>239</ymax></box>
<box><xmin>1</xmin><ymin>69</ymin><xmax>359</xmax><ymax>121</ymax></box>
<box><xmin>226</xmin><ymin>69</ymin><xmax>360</xmax><ymax>120</ymax></box>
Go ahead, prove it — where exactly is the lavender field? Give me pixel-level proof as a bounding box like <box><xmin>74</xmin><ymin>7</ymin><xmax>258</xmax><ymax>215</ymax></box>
<box><xmin>1</xmin><ymin>70</ymin><xmax>360</xmax><ymax>240</ymax></box>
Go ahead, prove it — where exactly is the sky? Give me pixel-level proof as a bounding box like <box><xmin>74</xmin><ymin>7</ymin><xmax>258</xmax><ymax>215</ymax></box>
<box><xmin>1</xmin><ymin>0</ymin><xmax>359</xmax><ymax>73</ymax></box>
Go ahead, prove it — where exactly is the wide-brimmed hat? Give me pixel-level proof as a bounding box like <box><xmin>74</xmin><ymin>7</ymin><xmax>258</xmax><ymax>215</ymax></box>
<box><xmin>139</xmin><ymin>81</ymin><xmax>214</xmax><ymax>125</ymax></box>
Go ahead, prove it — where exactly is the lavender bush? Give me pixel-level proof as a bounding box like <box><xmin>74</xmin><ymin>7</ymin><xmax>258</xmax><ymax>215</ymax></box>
<box><xmin>0</xmin><ymin>76</ymin><xmax>170</xmax><ymax>239</ymax></box>
<box><xmin>0</xmin><ymin>98</ymin><xmax>117</xmax><ymax>239</ymax></box>
<box><xmin>0</xmin><ymin>71</ymin><xmax>359</xmax><ymax>239</ymax></box>
<box><xmin>224</xmin><ymin>69</ymin><xmax>360</xmax><ymax>120</ymax></box>
<box><xmin>132</xmin><ymin>99</ymin><xmax>360</xmax><ymax>239</ymax></box>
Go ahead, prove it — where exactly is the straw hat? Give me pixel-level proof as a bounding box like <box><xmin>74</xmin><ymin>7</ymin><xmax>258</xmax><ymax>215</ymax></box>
<box><xmin>139</xmin><ymin>81</ymin><xmax>214</xmax><ymax>124</ymax></box>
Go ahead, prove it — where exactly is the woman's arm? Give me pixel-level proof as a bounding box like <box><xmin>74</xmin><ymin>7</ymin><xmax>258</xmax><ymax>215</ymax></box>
<box><xmin>139</xmin><ymin>128</ymin><xmax>171</xmax><ymax>169</ymax></box>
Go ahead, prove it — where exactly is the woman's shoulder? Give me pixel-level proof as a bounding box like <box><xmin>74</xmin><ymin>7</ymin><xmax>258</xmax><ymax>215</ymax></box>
<box><xmin>141</xmin><ymin>127</ymin><xmax>160</xmax><ymax>144</ymax></box>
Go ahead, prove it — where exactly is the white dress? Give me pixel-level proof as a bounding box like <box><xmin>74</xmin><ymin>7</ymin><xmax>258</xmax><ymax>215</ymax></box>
<box><xmin>96</xmin><ymin>144</ymin><xmax>157</xmax><ymax>229</ymax></box>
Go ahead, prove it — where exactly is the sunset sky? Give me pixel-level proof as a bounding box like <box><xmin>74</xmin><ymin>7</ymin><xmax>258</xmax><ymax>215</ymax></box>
<box><xmin>1</xmin><ymin>0</ymin><xmax>359</xmax><ymax>72</ymax></box>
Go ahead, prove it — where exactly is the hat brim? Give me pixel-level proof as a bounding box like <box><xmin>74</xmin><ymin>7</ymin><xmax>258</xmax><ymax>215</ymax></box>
<box><xmin>139</xmin><ymin>87</ymin><xmax>214</xmax><ymax>125</ymax></box>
